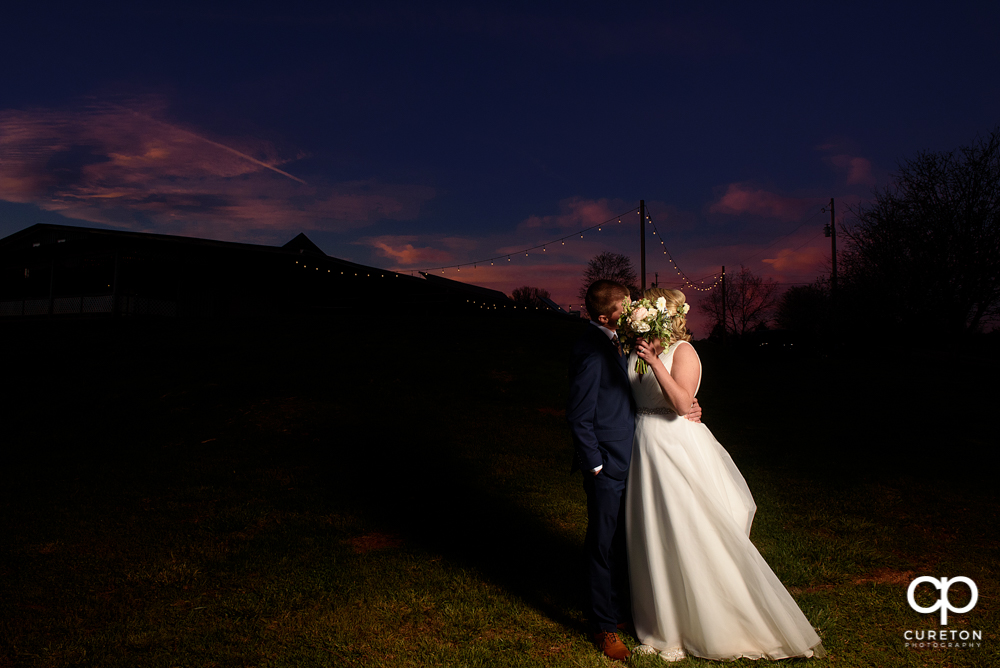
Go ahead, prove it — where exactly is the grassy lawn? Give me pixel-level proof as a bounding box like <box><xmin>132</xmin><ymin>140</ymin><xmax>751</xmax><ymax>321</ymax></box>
<box><xmin>2</xmin><ymin>315</ymin><xmax>997</xmax><ymax>667</ymax></box>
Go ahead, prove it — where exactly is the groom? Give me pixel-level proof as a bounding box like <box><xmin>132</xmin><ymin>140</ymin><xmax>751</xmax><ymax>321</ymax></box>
<box><xmin>567</xmin><ymin>279</ymin><xmax>701</xmax><ymax>662</ymax></box>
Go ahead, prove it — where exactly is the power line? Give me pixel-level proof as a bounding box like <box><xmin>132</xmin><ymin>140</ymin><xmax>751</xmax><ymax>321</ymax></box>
<box><xmin>788</xmin><ymin>228</ymin><xmax>826</xmax><ymax>253</ymax></box>
<box><xmin>644</xmin><ymin>203</ymin><xmax>831</xmax><ymax>292</ymax></box>
<box><xmin>733</xmin><ymin>208</ymin><xmax>826</xmax><ymax>266</ymax></box>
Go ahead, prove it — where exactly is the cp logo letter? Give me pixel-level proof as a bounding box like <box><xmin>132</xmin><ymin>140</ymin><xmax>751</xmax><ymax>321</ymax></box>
<box><xmin>907</xmin><ymin>576</ymin><xmax>978</xmax><ymax>625</ymax></box>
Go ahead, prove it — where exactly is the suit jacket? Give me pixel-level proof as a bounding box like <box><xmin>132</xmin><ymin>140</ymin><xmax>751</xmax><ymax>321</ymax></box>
<box><xmin>567</xmin><ymin>323</ymin><xmax>636</xmax><ymax>480</ymax></box>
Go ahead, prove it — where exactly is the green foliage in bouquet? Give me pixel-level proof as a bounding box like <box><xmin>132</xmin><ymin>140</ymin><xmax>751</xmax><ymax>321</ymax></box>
<box><xmin>616</xmin><ymin>296</ymin><xmax>676</xmax><ymax>374</ymax></box>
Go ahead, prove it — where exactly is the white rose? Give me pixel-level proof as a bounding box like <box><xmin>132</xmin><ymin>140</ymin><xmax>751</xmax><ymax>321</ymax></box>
<box><xmin>630</xmin><ymin>306</ymin><xmax>649</xmax><ymax>322</ymax></box>
<box><xmin>637</xmin><ymin>322</ymin><xmax>651</xmax><ymax>333</ymax></box>
<box><xmin>680</xmin><ymin>303</ymin><xmax>690</xmax><ymax>315</ymax></box>
<box><xmin>655</xmin><ymin>297</ymin><xmax>667</xmax><ymax>312</ymax></box>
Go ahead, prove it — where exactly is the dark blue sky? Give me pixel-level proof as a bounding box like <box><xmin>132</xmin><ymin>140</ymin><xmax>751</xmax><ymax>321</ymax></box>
<box><xmin>2</xmin><ymin>2</ymin><xmax>998</xmax><ymax>324</ymax></box>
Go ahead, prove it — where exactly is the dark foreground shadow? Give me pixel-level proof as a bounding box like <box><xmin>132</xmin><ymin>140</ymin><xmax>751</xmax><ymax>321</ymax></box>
<box><xmin>1</xmin><ymin>313</ymin><xmax>593</xmax><ymax>636</ymax></box>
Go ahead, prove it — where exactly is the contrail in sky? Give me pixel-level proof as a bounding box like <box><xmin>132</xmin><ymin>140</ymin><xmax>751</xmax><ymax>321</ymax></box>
<box><xmin>114</xmin><ymin>104</ymin><xmax>310</xmax><ymax>185</ymax></box>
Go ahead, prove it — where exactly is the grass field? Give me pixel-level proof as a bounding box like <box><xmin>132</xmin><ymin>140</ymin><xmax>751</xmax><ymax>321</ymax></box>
<box><xmin>2</xmin><ymin>315</ymin><xmax>998</xmax><ymax>667</ymax></box>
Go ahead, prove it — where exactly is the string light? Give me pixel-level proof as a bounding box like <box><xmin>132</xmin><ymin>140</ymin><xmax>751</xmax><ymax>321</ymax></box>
<box><xmin>284</xmin><ymin>202</ymin><xmax>728</xmax><ymax>310</ymax></box>
<box><xmin>645</xmin><ymin>206</ymin><xmax>724</xmax><ymax>293</ymax></box>
<box><xmin>415</xmin><ymin>206</ymin><xmax>638</xmax><ymax>274</ymax></box>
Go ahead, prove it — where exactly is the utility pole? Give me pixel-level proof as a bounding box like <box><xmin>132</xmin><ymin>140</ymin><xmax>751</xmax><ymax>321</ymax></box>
<box><xmin>831</xmin><ymin>198</ymin><xmax>837</xmax><ymax>299</ymax></box>
<box><xmin>823</xmin><ymin>198</ymin><xmax>837</xmax><ymax>301</ymax></box>
<box><xmin>823</xmin><ymin>197</ymin><xmax>837</xmax><ymax>301</ymax></box>
<box><xmin>720</xmin><ymin>265</ymin><xmax>726</xmax><ymax>343</ymax></box>
<box><xmin>639</xmin><ymin>199</ymin><xmax>646</xmax><ymax>291</ymax></box>
<box><xmin>653</xmin><ymin>271</ymin><xmax>658</xmax><ymax>288</ymax></box>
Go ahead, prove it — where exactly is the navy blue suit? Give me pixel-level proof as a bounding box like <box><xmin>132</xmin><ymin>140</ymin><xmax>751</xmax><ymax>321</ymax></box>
<box><xmin>567</xmin><ymin>322</ymin><xmax>636</xmax><ymax>632</ymax></box>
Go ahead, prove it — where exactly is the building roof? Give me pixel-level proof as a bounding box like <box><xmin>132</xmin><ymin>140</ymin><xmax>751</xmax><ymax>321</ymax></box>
<box><xmin>538</xmin><ymin>296</ymin><xmax>568</xmax><ymax>313</ymax></box>
<box><xmin>282</xmin><ymin>232</ymin><xmax>327</xmax><ymax>256</ymax></box>
<box><xmin>0</xmin><ymin>223</ymin><xmax>510</xmax><ymax>300</ymax></box>
<box><xmin>419</xmin><ymin>271</ymin><xmax>512</xmax><ymax>303</ymax></box>
<box><xmin>0</xmin><ymin>223</ymin><xmax>381</xmax><ymax>273</ymax></box>
<box><xmin>0</xmin><ymin>222</ymin><xmax>289</xmax><ymax>256</ymax></box>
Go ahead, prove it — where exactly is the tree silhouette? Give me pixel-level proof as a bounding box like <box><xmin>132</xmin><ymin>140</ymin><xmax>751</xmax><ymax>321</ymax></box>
<box><xmin>578</xmin><ymin>252</ymin><xmax>639</xmax><ymax>301</ymax></box>
<box><xmin>704</xmin><ymin>265</ymin><xmax>780</xmax><ymax>339</ymax></box>
<box><xmin>842</xmin><ymin>128</ymin><xmax>1000</xmax><ymax>337</ymax></box>
<box><xmin>511</xmin><ymin>285</ymin><xmax>551</xmax><ymax>308</ymax></box>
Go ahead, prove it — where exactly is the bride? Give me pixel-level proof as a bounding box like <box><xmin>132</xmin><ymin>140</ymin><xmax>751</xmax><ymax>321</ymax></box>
<box><xmin>626</xmin><ymin>288</ymin><xmax>825</xmax><ymax>662</ymax></box>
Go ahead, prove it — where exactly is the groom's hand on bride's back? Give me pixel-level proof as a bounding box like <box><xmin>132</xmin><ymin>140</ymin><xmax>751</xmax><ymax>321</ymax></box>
<box><xmin>684</xmin><ymin>398</ymin><xmax>703</xmax><ymax>423</ymax></box>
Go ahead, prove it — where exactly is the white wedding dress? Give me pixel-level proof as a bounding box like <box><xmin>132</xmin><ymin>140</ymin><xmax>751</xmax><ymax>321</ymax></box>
<box><xmin>626</xmin><ymin>341</ymin><xmax>825</xmax><ymax>661</ymax></box>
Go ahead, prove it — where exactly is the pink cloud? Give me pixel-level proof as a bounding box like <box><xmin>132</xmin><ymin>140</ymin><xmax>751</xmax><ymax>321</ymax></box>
<box><xmin>708</xmin><ymin>183</ymin><xmax>813</xmax><ymax>222</ymax></box>
<box><xmin>0</xmin><ymin>100</ymin><xmax>434</xmax><ymax>242</ymax></box>
<box><xmin>519</xmin><ymin>197</ymin><xmax>624</xmax><ymax>230</ymax></box>
<box><xmin>656</xmin><ymin>237</ymin><xmax>829</xmax><ymax>288</ymax></box>
<box><xmin>816</xmin><ymin>139</ymin><xmax>876</xmax><ymax>186</ymax></box>
<box><xmin>360</xmin><ymin>235</ymin><xmax>455</xmax><ymax>265</ymax></box>
<box><xmin>828</xmin><ymin>154</ymin><xmax>874</xmax><ymax>185</ymax></box>
<box><xmin>762</xmin><ymin>246</ymin><xmax>827</xmax><ymax>274</ymax></box>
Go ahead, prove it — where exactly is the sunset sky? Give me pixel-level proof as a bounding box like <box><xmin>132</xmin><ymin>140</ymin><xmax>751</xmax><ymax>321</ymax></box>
<box><xmin>2</xmin><ymin>3</ymin><xmax>999</xmax><ymax>333</ymax></box>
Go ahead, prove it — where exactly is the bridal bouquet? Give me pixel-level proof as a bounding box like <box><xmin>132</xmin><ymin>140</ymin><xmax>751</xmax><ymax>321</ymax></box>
<box><xmin>617</xmin><ymin>296</ymin><xmax>686</xmax><ymax>374</ymax></box>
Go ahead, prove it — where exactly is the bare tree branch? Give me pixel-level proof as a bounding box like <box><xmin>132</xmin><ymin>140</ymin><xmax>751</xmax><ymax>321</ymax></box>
<box><xmin>578</xmin><ymin>252</ymin><xmax>639</xmax><ymax>301</ymax></box>
<box><xmin>842</xmin><ymin>127</ymin><xmax>1000</xmax><ymax>336</ymax></box>
<box><xmin>703</xmin><ymin>265</ymin><xmax>780</xmax><ymax>338</ymax></box>
<box><xmin>511</xmin><ymin>285</ymin><xmax>551</xmax><ymax>308</ymax></box>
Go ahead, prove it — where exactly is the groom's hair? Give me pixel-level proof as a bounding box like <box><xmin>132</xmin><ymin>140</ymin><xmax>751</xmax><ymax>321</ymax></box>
<box><xmin>586</xmin><ymin>280</ymin><xmax>629</xmax><ymax>320</ymax></box>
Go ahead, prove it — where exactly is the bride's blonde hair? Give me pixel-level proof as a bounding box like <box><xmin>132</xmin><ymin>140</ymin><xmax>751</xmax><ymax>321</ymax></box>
<box><xmin>643</xmin><ymin>288</ymin><xmax>692</xmax><ymax>343</ymax></box>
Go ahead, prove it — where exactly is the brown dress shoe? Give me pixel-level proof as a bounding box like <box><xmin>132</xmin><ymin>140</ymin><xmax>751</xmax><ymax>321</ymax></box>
<box><xmin>593</xmin><ymin>631</ymin><xmax>631</xmax><ymax>662</ymax></box>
